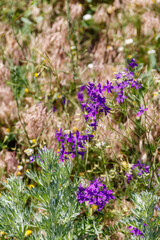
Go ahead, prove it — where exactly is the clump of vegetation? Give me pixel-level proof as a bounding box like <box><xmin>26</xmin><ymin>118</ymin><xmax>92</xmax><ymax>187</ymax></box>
<box><xmin>0</xmin><ymin>0</ymin><xmax>160</xmax><ymax>239</ymax></box>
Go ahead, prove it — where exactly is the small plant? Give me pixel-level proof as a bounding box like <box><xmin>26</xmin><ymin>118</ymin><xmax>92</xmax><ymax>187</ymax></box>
<box><xmin>121</xmin><ymin>191</ymin><xmax>160</xmax><ymax>239</ymax></box>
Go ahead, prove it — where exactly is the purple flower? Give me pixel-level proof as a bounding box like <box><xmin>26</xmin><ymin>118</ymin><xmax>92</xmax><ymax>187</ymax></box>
<box><xmin>55</xmin><ymin>129</ymin><xmax>94</xmax><ymax>161</ymax></box>
<box><xmin>103</xmin><ymin>80</ymin><xmax>114</xmax><ymax>93</ymax></box>
<box><xmin>129</xmin><ymin>58</ymin><xmax>138</xmax><ymax>68</ymax></box>
<box><xmin>77</xmin><ymin>92</ymin><xmax>84</xmax><ymax>102</ymax></box>
<box><xmin>128</xmin><ymin>223</ymin><xmax>146</xmax><ymax>237</ymax></box>
<box><xmin>126</xmin><ymin>173</ymin><xmax>133</xmax><ymax>183</ymax></box>
<box><xmin>126</xmin><ymin>160</ymin><xmax>150</xmax><ymax>183</ymax></box>
<box><xmin>113</xmin><ymin>63</ymin><xmax>141</xmax><ymax>104</ymax></box>
<box><xmin>53</xmin><ymin>106</ymin><xmax>56</xmax><ymax>112</ymax></box>
<box><xmin>137</xmin><ymin>105</ymin><xmax>148</xmax><ymax>117</ymax></box>
<box><xmin>78</xmin><ymin>82</ymin><xmax>111</xmax><ymax>131</ymax></box>
<box><xmin>29</xmin><ymin>156</ymin><xmax>35</xmax><ymax>163</ymax></box>
<box><xmin>77</xmin><ymin>177</ymin><xmax>115</xmax><ymax>211</ymax></box>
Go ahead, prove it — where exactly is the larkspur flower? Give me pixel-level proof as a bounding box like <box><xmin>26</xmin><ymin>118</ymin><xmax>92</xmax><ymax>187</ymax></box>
<box><xmin>55</xmin><ymin>129</ymin><xmax>94</xmax><ymax>161</ymax></box>
<box><xmin>78</xmin><ymin>82</ymin><xmax>111</xmax><ymax>130</ymax></box>
<box><xmin>128</xmin><ymin>58</ymin><xmax>138</xmax><ymax>68</ymax></box>
<box><xmin>113</xmin><ymin>62</ymin><xmax>141</xmax><ymax>104</ymax></box>
<box><xmin>137</xmin><ymin>105</ymin><xmax>148</xmax><ymax>117</ymax></box>
<box><xmin>128</xmin><ymin>223</ymin><xmax>147</xmax><ymax>237</ymax></box>
<box><xmin>77</xmin><ymin>177</ymin><xmax>115</xmax><ymax>211</ymax></box>
<box><xmin>126</xmin><ymin>160</ymin><xmax>150</xmax><ymax>183</ymax></box>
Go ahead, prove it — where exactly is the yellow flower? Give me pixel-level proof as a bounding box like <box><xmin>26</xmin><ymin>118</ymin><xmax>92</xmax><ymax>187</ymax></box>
<box><xmin>16</xmin><ymin>171</ymin><xmax>21</xmax><ymax>176</ymax></box>
<box><xmin>72</xmin><ymin>126</ymin><xmax>78</xmax><ymax>132</ymax></box>
<box><xmin>92</xmin><ymin>205</ymin><xmax>98</xmax><ymax>211</ymax></box>
<box><xmin>92</xmin><ymin>132</ymin><xmax>96</xmax><ymax>136</ymax></box>
<box><xmin>32</xmin><ymin>139</ymin><xmax>36</xmax><ymax>144</ymax></box>
<box><xmin>29</xmin><ymin>184</ymin><xmax>35</xmax><ymax>190</ymax></box>
<box><xmin>0</xmin><ymin>231</ymin><xmax>5</xmax><ymax>235</ymax></box>
<box><xmin>153</xmin><ymin>92</ymin><xmax>158</xmax><ymax>97</ymax></box>
<box><xmin>5</xmin><ymin>180</ymin><xmax>8</xmax><ymax>184</ymax></box>
<box><xmin>25</xmin><ymin>230</ymin><xmax>32</xmax><ymax>237</ymax></box>
<box><xmin>0</xmin><ymin>193</ymin><xmax>1</xmax><ymax>197</ymax></box>
<box><xmin>128</xmin><ymin>55</ymin><xmax>132</xmax><ymax>59</ymax></box>
<box><xmin>121</xmin><ymin>161</ymin><xmax>128</xmax><ymax>169</ymax></box>
<box><xmin>25</xmin><ymin>88</ymin><xmax>29</xmax><ymax>93</ymax></box>
<box><xmin>79</xmin><ymin>172</ymin><xmax>84</xmax><ymax>176</ymax></box>
<box><xmin>58</xmin><ymin>94</ymin><xmax>61</xmax><ymax>99</ymax></box>
<box><xmin>34</xmin><ymin>73</ymin><xmax>39</xmax><ymax>77</ymax></box>
<box><xmin>26</xmin><ymin>169</ymin><xmax>29</xmax><ymax>173</ymax></box>
<box><xmin>107</xmin><ymin>6</ymin><xmax>115</xmax><ymax>14</ymax></box>
<box><xmin>6</xmin><ymin>128</ymin><xmax>10</xmax><ymax>133</ymax></box>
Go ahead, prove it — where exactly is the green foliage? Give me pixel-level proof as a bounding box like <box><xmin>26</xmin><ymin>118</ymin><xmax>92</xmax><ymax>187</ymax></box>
<box><xmin>121</xmin><ymin>191</ymin><xmax>160</xmax><ymax>240</ymax></box>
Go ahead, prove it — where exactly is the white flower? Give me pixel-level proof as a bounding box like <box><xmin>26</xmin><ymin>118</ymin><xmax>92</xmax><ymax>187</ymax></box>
<box><xmin>147</xmin><ymin>49</ymin><xmax>156</xmax><ymax>54</ymax></box>
<box><xmin>118</xmin><ymin>46</ymin><xmax>124</xmax><ymax>52</ymax></box>
<box><xmin>24</xmin><ymin>148</ymin><xmax>34</xmax><ymax>156</ymax></box>
<box><xmin>17</xmin><ymin>165</ymin><xmax>23</xmax><ymax>171</ymax></box>
<box><xmin>125</xmin><ymin>38</ymin><xmax>133</xmax><ymax>45</ymax></box>
<box><xmin>83</xmin><ymin>14</ymin><xmax>92</xmax><ymax>21</ymax></box>
<box><xmin>88</xmin><ymin>63</ymin><xmax>94</xmax><ymax>69</ymax></box>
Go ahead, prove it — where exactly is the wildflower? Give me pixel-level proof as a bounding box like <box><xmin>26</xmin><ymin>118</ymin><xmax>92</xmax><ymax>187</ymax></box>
<box><xmin>113</xmin><ymin>63</ymin><xmax>141</xmax><ymax>104</ymax></box>
<box><xmin>88</xmin><ymin>63</ymin><xmax>94</xmax><ymax>69</ymax></box>
<box><xmin>83</xmin><ymin>14</ymin><xmax>92</xmax><ymax>21</ymax></box>
<box><xmin>26</xmin><ymin>169</ymin><xmax>29</xmax><ymax>173</ymax></box>
<box><xmin>92</xmin><ymin>205</ymin><xmax>98</xmax><ymax>211</ymax></box>
<box><xmin>72</xmin><ymin>126</ymin><xmax>78</xmax><ymax>132</ymax></box>
<box><xmin>153</xmin><ymin>92</ymin><xmax>158</xmax><ymax>98</ymax></box>
<box><xmin>118</xmin><ymin>46</ymin><xmax>124</xmax><ymax>52</ymax></box>
<box><xmin>0</xmin><ymin>193</ymin><xmax>1</xmax><ymax>197</ymax></box>
<box><xmin>79</xmin><ymin>172</ymin><xmax>84</xmax><ymax>176</ymax></box>
<box><xmin>79</xmin><ymin>82</ymin><xmax>111</xmax><ymax>130</ymax></box>
<box><xmin>34</xmin><ymin>73</ymin><xmax>39</xmax><ymax>77</ymax></box>
<box><xmin>17</xmin><ymin>165</ymin><xmax>23</xmax><ymax>171</ymax></box>
<box><xmin>77</xmin><ymin>177</ymin><xmax>115</xmax><ymax>211</ymax></box>
<box><xmin>25</xmin><ymin>230</ymin><xmax>32</xmax><ymax>237</ymax></box>
<box><xmin>126</xmin><ymin>160</ymin><xmax>150</xmax><ymax>183</ymax></box>
<box><xmin>136</xmin><ymin>105</ymin><xmax>148</xmax><ymax>117</ymax></box>
<box><xmin>0</xmin><ymin>231</ymin><xmax>5</xmax><ymax>235</ymax></box>
<box><xmin>56</xmin><ymin>129</ymin><xmax>94</xmax><ymax>161</ymax></box>
<box><xmin>25</xmin><ymin>88</ymin><xmax>29</xmax><ymax>93</ymax></box>
<box><xmin>147</xmin><ymin>49</ymin><xmax>156</xmax><ymax>54</ymax></box>
<box><xmin>6</xmin><ymin>128</ymin><xmax>10</xmax><ymax>133</ymax></box>
<box><xmin>31</xmin><ymin>139</ymin><xmax>36</xmax><ymax>144</ymax></box>
<box><xmin>107</xmin><ymin>5</ymin><xmax>115</xmax><ymax>14</ymax></box>
<box><xmin>16</xmin><ymin>171</ymin><xmax>21</xmax><ymax>176</ymax></box>
<box><xmin>24</xmin><ymin>148</ymin><xmax>34</xmax><ymax>156</ymax></box>
<box><xmin>29</xmin><ymin>184</ymin><xmax>35</xmax><ymax>189</ymax></box>
<box><xmin>29</xmin><ymin>155</ymin><xmax>35</xmax><ymax>163</ymax></box>
<box><xmin>129</xmin><ymin>58</ymin><xmax>138</xmax><ymax>68</ymax></box>
<box><xmin>106</xmin><ymin>45</ymin><xmax>113</xmax><ymax>51</ymax></box>
<box><xmin>121</xmin><ymin>161</ymin><xmax>128</xmax><ymax>169</ymax></box>
<box><xmin>103</xmin><ymin>80</ymin><xmax>114</xmax><ymax>93</ymax></box>
<box><xmin>128</xmin><ymin>223</ymin><xmax>147</xmax><ymax>237</ymax></box>
<box><xmin>125</xmin><ymin>38</ymin><xmax>133</xmax><ymax>45</ymax></box>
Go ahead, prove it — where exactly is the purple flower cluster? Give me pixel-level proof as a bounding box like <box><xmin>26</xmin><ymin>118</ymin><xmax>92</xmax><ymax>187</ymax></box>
<box><xmin>126</xmin><ymin>160</ymin><xmax>150</xmax><ymax>183</ymax></box>
<box><xmin>137</xmin><ymin>105</ymin><xmax>148</xmax><ymax>117</ymax></box>
<box><xmin>128</xmin><ymin>58</ymin><xmax>138</xmax><ymax>68</ymax></box>
<box><xmin>77</xmin><ymin>177</ymin><xmax>115</xmax><ymax>211</ymax></box>
<box><xmin>128</xmin><ymin>223</ymin><xmax>147</xmax><ymax>237</ymax></box>
<box><xmin>55</xmin><ymin>129</ymin><xmax>94</xmax><ymax>161</ymax></box>
<box><xmin>114</xmin><ymin>62</ymin><xmax>141</xmax><ymax>104</ymax></box>
<box><xmin>78</xmin><ymin>82</ymin><xmax>111</xmax><ymax>131</ymax></box>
